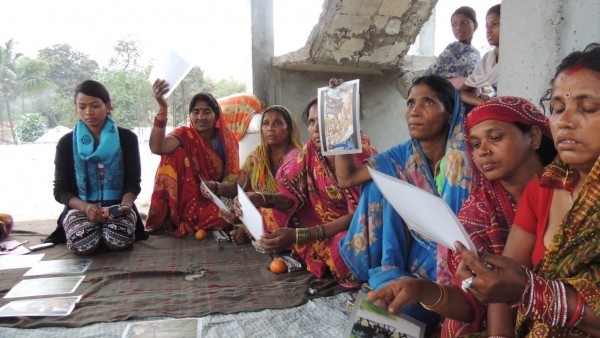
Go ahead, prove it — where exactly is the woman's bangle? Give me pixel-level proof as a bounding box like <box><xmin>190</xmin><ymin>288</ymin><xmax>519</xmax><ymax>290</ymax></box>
<box><xmin>566</xmin><ymin>292</ymin><xmax>586</xmax><ymax>327</ymax></box>
<box><xmin>420</xmin><ymin>282</ymin><xmax>448</xmax><ymax>312</ymax></box>
<box><xmin>120</xmin><ymin>203</ymin><xmax>132</xmax><ymax>208</ymax></box>
<box><xmin>296</xmin><ymin>228</ymin><xmax>310</xmax><ymax>246</ymax></box>
<box><xmin>154</xmin><ymin>116</ymin><xmax>167</xmax><ymax>128</ymax></box>
<box><xmin>256</xmin><ymin>192</ymin><xmax>266</xmax><ymax>205</ymax></box>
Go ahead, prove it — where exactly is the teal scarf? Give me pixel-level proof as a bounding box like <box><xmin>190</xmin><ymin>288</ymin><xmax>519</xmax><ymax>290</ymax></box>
<box><xmin>73</xmin><ymin>116</ymin><xmax>124</xmax><ymax>203</ymax></box>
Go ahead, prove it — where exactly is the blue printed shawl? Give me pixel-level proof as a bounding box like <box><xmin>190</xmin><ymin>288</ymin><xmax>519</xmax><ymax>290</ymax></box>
<box><xmin>73</xmin><ymin>116</ymin><xmax>124</xmax><ymax>203</ymax></box>
<box><xmin>339</xmin><ymin>90</ymin><xmax>472</xmax><ymax>325</ymax></box>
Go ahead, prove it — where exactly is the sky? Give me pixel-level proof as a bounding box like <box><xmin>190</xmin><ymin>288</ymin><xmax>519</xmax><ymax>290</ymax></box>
<box><xmin>0</xmin><ymin>0</ymin><xmax>324</xmax><ymax>85</ymax></box>
<box><xmin>1</xmin><ymin>0</ymin><xmax>499</xmax><ymax>84</ymax></box>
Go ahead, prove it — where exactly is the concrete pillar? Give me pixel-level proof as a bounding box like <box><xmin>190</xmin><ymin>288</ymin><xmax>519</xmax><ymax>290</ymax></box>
<box><xmin>498</xmin><ymin>0</ymin><xmax>600</xmax><ymax>107</ymax></box>
<box><xmin>418</xmin><ymin>8</ymin><xmax>436</xmax><ymax>56</ymax></box>
<box><xmin>250</xmin><ymin>0</ymin><xmax>274</xmax><ymax>104</ymax></box>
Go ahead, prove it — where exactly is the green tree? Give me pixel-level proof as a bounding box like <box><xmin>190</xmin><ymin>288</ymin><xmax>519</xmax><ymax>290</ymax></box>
<box><xmin>101</xmin><ymin>39</ymin><xmax>153</xmax><ymax>128</ymax></box>
<box><xmin>0</xmin><ymin>39</ymin><xmax>22</xmax><ymax>144</ymax></box>
<box><xmin>38</xmin><ymin>44</ymin><xmax>99</xmax><ymax>126</ymax></box>
<box><xmin>16</xmin><ymin>57</ymin><xmax>52</xmax><ymax>120</ymax></box>
<box><xmin>16</xmin><ymin>113</ymin><xmax>46</xmax><ymax>142</ymax></box>
<box><xmin>109</xmin><ymin>39</ymin><xmax>141</xmax><ymax>72</ymax></box>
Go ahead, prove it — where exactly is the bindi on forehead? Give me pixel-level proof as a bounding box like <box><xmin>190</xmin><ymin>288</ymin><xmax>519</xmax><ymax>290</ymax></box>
<box><xmin>564</xmin><ymin>65</ymin><xmax>584</xmax><ymax>76</ymax></box>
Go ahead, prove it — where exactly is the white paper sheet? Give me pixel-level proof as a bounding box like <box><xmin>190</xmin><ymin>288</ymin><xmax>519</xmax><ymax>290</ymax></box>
<box><xmin>0</xmin><ymin>296</ymin><xmax>82</xmax><ymax>317</ymax></box>
<box><xmin>0</xmin><ymin>253</ymin><xmax>44</xmax><ymax>270</ymax></box>
<box><xmin>148</xmin><ymin>48</ymin><xmax>193</xmax><ymax>98</ymax></box>
<box><xmin>200</xmin><ymin>179</ymin><xmax>230</xmax><ymax>212</ymax></box>
<box><xmin>236</xmin><ymin>185</ymin><xmax>264</xmax><ymax>240</ymax></box>
<box><xmin>367</xmin><ymin>167</ymin><xmax>477</xmax><ymax>253</ymax></box>
<box><xmin>4</xmin><ymin>275</ymin><xmax>85</xmax><ymax>298</ymax></box>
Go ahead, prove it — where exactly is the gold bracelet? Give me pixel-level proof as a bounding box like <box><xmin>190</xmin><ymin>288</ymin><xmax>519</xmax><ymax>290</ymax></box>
<box><xmin>319</xmin><ymin>224</ymin><xmax>327</xmax><ymax>240</ymax></box>
<box><xmin>296</xmin><ymin>228</ymin><xmax>310</xmax><ymax>246</ymax></box>
<box><xmin>420</xmin><ymin>283</ymin><xmax>448</xmax><ymax>312</ymax></box>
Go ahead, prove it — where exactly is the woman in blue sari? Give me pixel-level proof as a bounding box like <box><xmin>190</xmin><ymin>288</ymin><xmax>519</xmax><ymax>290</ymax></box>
<box><xmin>335</xmin><ymin>75</ymin><xmax>472</xmax><ymax>326</ymax></box>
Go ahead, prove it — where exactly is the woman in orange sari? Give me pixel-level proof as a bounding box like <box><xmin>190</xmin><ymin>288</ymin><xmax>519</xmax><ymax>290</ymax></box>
<box><xmin>145</xmin><ymin>79</ymin><xmax>239</xmax><ymax>238</ymax></box>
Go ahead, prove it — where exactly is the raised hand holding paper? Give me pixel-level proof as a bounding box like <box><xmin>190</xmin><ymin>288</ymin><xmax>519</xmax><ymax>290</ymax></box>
<box><xmin>236</xmin><ymin>185</ymin><xmax>264</xmax><ymax>240</ymax></box>
<box><xmin>367</xmin><ymin>167</ymin><xmax>477</xmax><ymax>253</ymax></box>
<box><xmin>148</xmin><ymin>48</ymin><xmax>193</xmax><ymax>98</ymax></box>
<box><xmin>317</xmin><ymin>79</ymin><xmax>362</xmax><ymax>155</ymax></box>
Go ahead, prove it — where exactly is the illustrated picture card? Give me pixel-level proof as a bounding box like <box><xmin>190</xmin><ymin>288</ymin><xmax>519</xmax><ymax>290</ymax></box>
<box><xmin>344</xmin><ymin>291</ymin><xmax>424</xmax><ymax>338</ymax></box>
<box><xmin>0</xmin><ymin>254</ymin><xmax>44</xmax><ymax>270</ymax></box>
<box><xmin>24</xmin><ymin>258</ymin><xmax>93</xmax><ymax>276</ymax></box>
<box><xmin>148</xmin><ymin>48</ymin><xmax>194</xmax><ymax>98</ymax></box>
<box><xmin>0</xmin><ymin>295</ymin><xmax>82</xmax><ymax>317</ymax></box>
<box><xmin>368</xmin><ymin>167</ymin><xmax>477</xmax><ymax>253</ymax></box>
<box><xmin>122</xmin><ymin>318</ymin><xmax>201</xmax><ymax>338</ymax></box>
<box><xmin>317</xmin><ymin>79</ymin><xmax>361</xmax><ymax>155</ymax></box>
<box><xmin>4</xmin><ymin>275</ymin><xmax>85</xmax><ymax>299</ymax></box>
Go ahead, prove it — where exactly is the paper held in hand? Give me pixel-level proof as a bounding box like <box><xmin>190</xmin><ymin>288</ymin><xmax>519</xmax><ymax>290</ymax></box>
<box><xmin>317</xmin><ymin>79</ymin><xmax>362</xmax><ymax>156</ymax></box>
<box><xmin>367</xmin><ymin>167</ymin><xmax>477</xmax><ymax>253</ymax></box>
<box><xmin>236</xmin><ymin>185</ymin><xmax>264</xmax><ymax>240</ymax></box>
<box><xmin>148</xmin><ymin>48</ymin><xmax>193</xmax><ymax>98</ymax></box>
<box><xmin>200</xmin><ymin>180</ymin><xmax>230</xmax><ymax>212</ymax></box>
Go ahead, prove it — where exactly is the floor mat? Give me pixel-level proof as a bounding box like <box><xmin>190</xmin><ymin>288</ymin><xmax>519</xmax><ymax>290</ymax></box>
<box><xmin>0</xmin><ymin>230</ymin><xmax>346</xmax><ymax>329</ymax></box>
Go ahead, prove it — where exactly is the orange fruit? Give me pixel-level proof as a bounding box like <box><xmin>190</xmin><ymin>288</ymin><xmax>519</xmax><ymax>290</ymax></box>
<box><xmin>269</xmin><ymin>259</ymin><xmax>287</xmax><ymax>274</ymax></box>
<box><xmin>195</xmin><ymin>229</ymin><xmax>207</xmax><ymax>240</ymax></box>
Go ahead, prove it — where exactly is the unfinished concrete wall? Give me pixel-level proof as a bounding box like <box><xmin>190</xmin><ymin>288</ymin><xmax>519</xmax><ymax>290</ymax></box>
<box><xmin>271</xmin><ymin>69</ymin><xmax>409</xmax><ymax>151</ymax></box>
<box><xmin>498</xmin><ymin>0</ymin><xmax>600</xmax><ymax>106</ymax></box>
<box><xmin>274</xmin><ymin>0</ymin><xmax>437</xmax><ymax>72</ymax></box>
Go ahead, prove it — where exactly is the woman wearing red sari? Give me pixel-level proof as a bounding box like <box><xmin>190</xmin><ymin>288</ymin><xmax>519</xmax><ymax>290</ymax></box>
<box><xmin>145</xmin><ymin>79</ymin><xmax>239</xmax><ymax>238</ymax></box>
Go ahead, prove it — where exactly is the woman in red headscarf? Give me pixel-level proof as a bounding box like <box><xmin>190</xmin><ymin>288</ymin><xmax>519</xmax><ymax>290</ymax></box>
<box><xmin>145</xmin><ymin>79</ymin><xmax>239</xmax><ymax>238</ymax></box>
<box><xmin>368</xmin><ymin>96</ymin><xmax>556</xmax><ymax>336</ymax></box>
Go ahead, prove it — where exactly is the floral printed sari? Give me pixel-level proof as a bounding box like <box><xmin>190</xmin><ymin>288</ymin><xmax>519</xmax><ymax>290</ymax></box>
<box><xmin>268</xmin><ymin>133</ymin><xmax>376</xmax><ymax>288</ymax></box>
<box><xmin>146</xmin><ymin>117</ymin><xmax>239</xmax><ymax>237</ymax></box>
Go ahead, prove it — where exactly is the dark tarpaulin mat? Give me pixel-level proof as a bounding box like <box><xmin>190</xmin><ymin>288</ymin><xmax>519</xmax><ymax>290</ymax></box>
<box><xmin>0</xmin><ymin>229</ymin><xmax>345</xmax><ymax>329</ymax></box>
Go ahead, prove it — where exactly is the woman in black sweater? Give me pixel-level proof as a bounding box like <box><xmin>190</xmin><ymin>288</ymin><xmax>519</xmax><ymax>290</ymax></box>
<box><xmin>47</xmin><ymin>80</ymin><xmax>147</xmax><ymax>254</ymax></box>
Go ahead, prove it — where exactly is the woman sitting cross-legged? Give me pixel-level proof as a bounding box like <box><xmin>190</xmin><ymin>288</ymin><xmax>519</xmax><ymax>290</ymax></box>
<box><xmin>145</xmin><ymin>79</ymin><xmax>239</xmax><ymax>237</ymax></box>
<box><xmin>48</xmin><ymin>80</ymin><xmax>147</xmax><ymax>254</ymax></box>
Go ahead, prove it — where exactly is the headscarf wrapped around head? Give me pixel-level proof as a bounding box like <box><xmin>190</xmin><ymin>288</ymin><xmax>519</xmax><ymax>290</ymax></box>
<box><xmin>250</xmin><ymin>105</ymin><xmax>302</xmax><ymax>192</ymax></box>
<box><xmin>467</xmin><ymin>96</ymin><xmax>552</xmax><ymax>140</ymax></box>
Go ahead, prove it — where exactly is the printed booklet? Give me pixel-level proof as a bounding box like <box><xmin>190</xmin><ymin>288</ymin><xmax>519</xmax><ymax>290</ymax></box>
<box><xmin>344</xmin><ymin>290</ymin><xmax>424</xmax><ymax>338</ymax></box>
